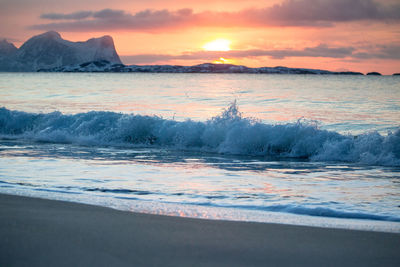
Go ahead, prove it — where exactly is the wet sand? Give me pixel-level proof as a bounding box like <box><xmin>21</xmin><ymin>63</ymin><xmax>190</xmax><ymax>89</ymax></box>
<box><xmin>0</xmin><ymin>193</ymin><xmax>399</xmax><ymax>267</ymax></box>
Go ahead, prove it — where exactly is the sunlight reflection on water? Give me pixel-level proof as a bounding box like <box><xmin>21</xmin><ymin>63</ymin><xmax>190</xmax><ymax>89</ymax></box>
<box><xmin>1</xmin><ymin>73</ymin><xmax>399</xmax><ymax>134</ymax></box>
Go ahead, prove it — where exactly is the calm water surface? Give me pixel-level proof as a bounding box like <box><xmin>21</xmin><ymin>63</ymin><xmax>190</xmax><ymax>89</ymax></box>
<box><xmin>2</xmin><ymin>73</ymin><xmax>399</xmax><ymax>133</ymax></box>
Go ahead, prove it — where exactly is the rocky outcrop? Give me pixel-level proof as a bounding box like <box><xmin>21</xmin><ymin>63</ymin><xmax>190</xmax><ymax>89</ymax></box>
<box><xmin>366</xmin><ymin>72</ymin><xmax>382</xmax><ymax>75</ymax></box>
<box><xmin>0</xmin><ymin>31</ymin><xmax>121</xmax><ymax>71</ymax></box>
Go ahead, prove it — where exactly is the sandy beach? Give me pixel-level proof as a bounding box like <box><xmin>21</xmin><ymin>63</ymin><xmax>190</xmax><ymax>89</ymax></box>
<box><xmin>0</xmin><ymin>193</ymin><xmax>399</xmax><ymax>266</ymax></box>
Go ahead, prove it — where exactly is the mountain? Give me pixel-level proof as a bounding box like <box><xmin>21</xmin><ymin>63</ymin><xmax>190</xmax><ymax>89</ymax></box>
<box><xmin>39</xmin><ymin>60</ymin><xmax>364</xmax><ymax>75</ymax></box>
<box><xmin>0</xmin><ymin>31</ymin><xmax>121</xmax><ymax>71</ymax></box>
<box><xmin>0</xmin><ymin>39</ymin><xmax>19</xmax><ymax>71</ymax></box>
<box><xmin>0</xmin><ymin>39</ymin><xmax>18</xmax><ymax>55</ymax></box>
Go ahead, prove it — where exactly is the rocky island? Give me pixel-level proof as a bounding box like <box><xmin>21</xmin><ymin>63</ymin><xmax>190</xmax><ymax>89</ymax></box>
<box><xmin>0</xmin><ymin>31</ymin><xmax>121</xmax><ymax>71</ymax></box>
<box><xmin>37</xmin><ymin>59</ymin><xmax>364</xmax><ymax>75</ymax></box>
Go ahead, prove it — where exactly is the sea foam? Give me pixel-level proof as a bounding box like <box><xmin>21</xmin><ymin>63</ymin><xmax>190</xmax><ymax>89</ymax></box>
<box><xmin>1</xmin><ymin>103</ymin><xmax>399</xmax><ymax>166</ymax></box>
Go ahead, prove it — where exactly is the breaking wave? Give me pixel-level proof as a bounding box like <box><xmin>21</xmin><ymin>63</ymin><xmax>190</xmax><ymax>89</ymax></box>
<box><xmin>1</xmin><ymin>102</ymin><xmax>399</xmax><ymax>166</ymax></box>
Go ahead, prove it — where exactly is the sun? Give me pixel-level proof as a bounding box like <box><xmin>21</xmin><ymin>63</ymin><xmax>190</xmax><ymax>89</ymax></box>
<box><xmin>213</xmin><ymin>57</ymin><xmax>235</xmax><ymax>64</ymax></box>
<box><xmin>203</xmin><ymin>39</ymin><xmax>231</xmax><ymax>51</ymax></box>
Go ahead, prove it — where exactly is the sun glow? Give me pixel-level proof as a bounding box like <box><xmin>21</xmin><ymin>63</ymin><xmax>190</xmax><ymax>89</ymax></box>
<box><xmin>203</xmin><ymin>39</ymin><xmax>231</xmax><ymax>51</ymax></box>
<box><xmin>213</xmin><ymin>57</ymin><xmax>235</xmax><ymax>64</ymax></box>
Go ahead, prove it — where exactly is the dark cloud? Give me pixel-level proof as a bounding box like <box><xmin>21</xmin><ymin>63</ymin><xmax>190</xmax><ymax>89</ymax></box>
<box><xmin>40</xmin><ymin>11</ymin><xmax>93</xmax><ymax>20</ymax></box>
<box><xmin>92</xmin><ymin>9</ymin><xmax>126</xmax><ymax>19</ymax></box>
<box><xmin>236</xmin><ymin>45</ymin><xmax>356</xmax><ymax>59</ymax></box>
<box><xmin>32</xmin><ymin>0</ymin><xmax>400</xmax><ymax>32</ymax></box>
<box><xmin>33</xmin><ymin>8</ymin><xmax>197</xmax><ymax>32</ymax></box>
<box><xmin>251</xmin><ymin>0</ymin><xmax>400</xmax><ymax>25</ymax></box>
<box><xmin>353</xmin><ymin>45</ymin><xmax>400</xmax><ymax>59</ymax></box>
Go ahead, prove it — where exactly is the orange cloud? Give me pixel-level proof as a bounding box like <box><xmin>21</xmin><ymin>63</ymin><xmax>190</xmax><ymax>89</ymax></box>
<box><xmin>31</xmin><ymin>0</ymin><xmax>400</xmax><ymax>32</ymax></box>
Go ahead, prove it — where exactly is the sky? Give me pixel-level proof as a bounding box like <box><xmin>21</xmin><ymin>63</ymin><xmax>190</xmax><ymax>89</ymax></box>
<box><xmin>1</xmin><ymin>0</ymin><xmax>400</xmax><ymax>74</ymax></box>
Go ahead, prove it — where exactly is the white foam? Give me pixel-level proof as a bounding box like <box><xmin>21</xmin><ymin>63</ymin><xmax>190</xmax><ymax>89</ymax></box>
<box><xmin>1</xmin><ymin>102</ymin><xmax>399</xmax><ymax>166</ymax></box>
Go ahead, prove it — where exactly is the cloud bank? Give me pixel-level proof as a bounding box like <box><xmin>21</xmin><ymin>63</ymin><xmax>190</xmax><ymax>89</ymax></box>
<box><xmin>32</xmin><ymin>0</ymin><xmax>400</xmax><ymax>32</ymax></box>
<box><xmin>120</xmin><ymin>44</ymin><xmax>399</xmax><ymax>64</ymax></box>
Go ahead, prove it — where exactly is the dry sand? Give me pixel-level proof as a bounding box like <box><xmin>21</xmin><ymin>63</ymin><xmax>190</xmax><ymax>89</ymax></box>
<box><xmin>0</xmin><ymin>193</ymin><xmax>399</xmax><ymax>267</ymax></box>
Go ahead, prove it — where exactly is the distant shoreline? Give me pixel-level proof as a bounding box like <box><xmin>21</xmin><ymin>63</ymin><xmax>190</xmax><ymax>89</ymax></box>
<box><xmin>37</xmin><ymin>60</ymin><xmax>371</xmax><ymax>75</ymax></box>
<box><xmin>2</xmin><ymin>69</ymin><xmax>397</xmax><ymax>75</ymax></box>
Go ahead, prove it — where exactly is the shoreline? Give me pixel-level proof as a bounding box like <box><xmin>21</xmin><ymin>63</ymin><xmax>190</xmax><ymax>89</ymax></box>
<box><xmin>1</xmin><ymin>188</ymin><xmax>400</xmax><ymax>234</ymax></box>
<box><xmin>1</xmin><ymin>193</ymin><xmax>399</xmax><ymax>266</ymax></box>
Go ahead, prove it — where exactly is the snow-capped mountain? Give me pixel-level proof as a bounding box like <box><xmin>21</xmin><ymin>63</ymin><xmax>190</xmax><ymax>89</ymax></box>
<box><xmin>40</xmin><ymin>60</ymin><xmax>364</xmax><ymax>75</ymax></box>
<box><xmin>0</xmin><ymin>31</ymin><xmax>121</xmax><ymax>71</ymax></box>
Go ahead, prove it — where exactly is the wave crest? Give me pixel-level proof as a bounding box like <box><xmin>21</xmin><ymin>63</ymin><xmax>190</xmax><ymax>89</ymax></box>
<box><xmin>1</xmin><ymin>103</ymin><xmax>399</xmax><ymax>166</ymax></box>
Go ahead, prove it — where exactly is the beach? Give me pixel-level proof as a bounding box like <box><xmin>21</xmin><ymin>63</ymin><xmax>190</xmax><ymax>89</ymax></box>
<box><xmin>0</xmin><ymin>193</ymin><xmax>399</xmax><ymax>267</ymax></box>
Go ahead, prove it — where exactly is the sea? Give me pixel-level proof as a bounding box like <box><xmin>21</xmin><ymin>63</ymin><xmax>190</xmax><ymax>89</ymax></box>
<box><xmin>0</xmin><ymin>73</ymin><xmax>399</xmax><ymax>232</ymax></box>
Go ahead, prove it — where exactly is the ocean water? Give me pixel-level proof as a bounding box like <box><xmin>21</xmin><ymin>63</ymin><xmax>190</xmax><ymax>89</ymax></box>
<box><xmin>0</xmin><ymin>73</ymin><xmax>399</xmax><ymax>232</ymax></box>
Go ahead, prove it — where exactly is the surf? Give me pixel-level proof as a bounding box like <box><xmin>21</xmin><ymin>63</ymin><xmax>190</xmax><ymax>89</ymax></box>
<box><xmin>0</xmin><ymin>102</ymin><xmax>399</xmax><ymax>166</ymax></box>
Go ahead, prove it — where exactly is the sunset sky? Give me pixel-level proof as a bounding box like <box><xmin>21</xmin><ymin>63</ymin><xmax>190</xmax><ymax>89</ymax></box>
<box><xmin>1</xmin><ymin>0</ymin><xmax>399</xmax><ymax>74</ymax></box>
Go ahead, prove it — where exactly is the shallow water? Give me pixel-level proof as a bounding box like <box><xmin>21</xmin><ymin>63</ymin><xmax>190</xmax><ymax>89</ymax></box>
<box><xmin>0</xmin><ymin>73</ymin><xmax>399</xmax><ymax>232</ymax></box>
